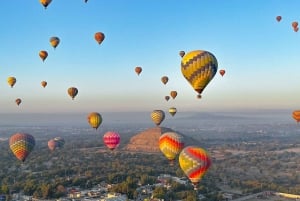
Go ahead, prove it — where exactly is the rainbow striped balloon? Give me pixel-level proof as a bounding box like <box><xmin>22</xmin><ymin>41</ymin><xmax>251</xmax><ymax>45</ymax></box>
<box><xmin>103</xmin><ymin>131</ymin><xmax>120</xmax><ymax>150</ymax></box>
<box><xmin>179</xmin><ymin>146</ymin><xmax>211</xmax><ymax>189</ymax></box>
<box><xmin>159</xmin><ymin>132</ymin><xmax>184</xmax><ymax>165</ymax></box>
<box><xmin>9</xmin><ymin>133</ymin><xmax>35</xmax><ymax>162</ymax></box>
<box><xmin>181</xmin><ymin>50</ymin><xmax>218</xmax><ymax>98</ymax></box>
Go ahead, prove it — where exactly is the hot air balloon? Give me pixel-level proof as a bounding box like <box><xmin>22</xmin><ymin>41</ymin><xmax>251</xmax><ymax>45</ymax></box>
<box><xmin>276</xmin><ymin>16</ymin><xmax>282</xmax><ymax>22</ymax></box>
<box><xmin>159</xmin><ymin>132</ymin><xmax>184</xmax><ymax>165</ymax></box>
<box><xmin>48</xmin><ymin>139</ymin><xmax>57</xmax><ymax>151</ymax></box>
<box><xmin>15</xmin><ymin>98</ymin><xmax>22</xmax><ymax>106</ymax></box>
<box><xmin>150</xmin><ymin>110</ymin><xmax>165</xmax><ymax>126</ymax></box>
<box><xmin>84</xmin><ymin>0</ymin><xmax>88</xmax><ymax>2</ymax></box>
<box><xmin>165</xmin><ymin>96</ymin><xmax>170</xmax><ymax>101</ymax></box>
<box><xmin>94</xmin><ymin>32</ymin><xmax>105</xmax><ymax>45</ymax></box>
<box><xmin>169</xmin><ymin>107</ymin><xmax>177</xmax><ymax>117</ymax></box>
<box><xmin>135</xmin><ymin>66</ymin><xmax>142</xmax><ymax>76</ymax></box>
<box><xmin>87</xmin><ymin>112</ymin><xmax>102</xmax><ymax>130</ymax></box>
<box><xmin>181</xmin><ymin>50</ymin><xmax>218</xmax><ymax>99</ymax></box>
<box><xmin>7</xmin><ymin>76</ymin><xmax>16</xmax><ymax>88</ymax></box>
<box><xmin>294</xmin><ymin>27</ymin><xmax>299</xmax><ymax>32</ymax></box>
<box><xmin>39</xmin><ymin>50</ymin><xmax>48</xmax><ymax>62</ymax></box>
<box><xmin>54</xmin><ymin>137</ymin><xmax>65</xmax><ymax>148</ymax></box>
<box><xmin>161</xmin><ymin>76</ymin><xmax>169</xmax><ymax>85</ymax></box>
<box><xmin>40</xmin><ymin>0</ymin><xmax>52</xmax><ymax>9</ymax></box>
<box><xmin>179</xmin><ymin>146</ymin><xmax>211</xmax><ymax>190</ymax></box>
<box><xmin>9</xmin><ymin>133</ymin><xmax>35</xmax><ymax>162</ymax></box>
<box><xmin>292</xmin><ymin>21</ymin><xmax>298</xmax><ymax>28</ymax></box>
<box><xmin>49</xmin><ymin>37</ymin><xmax>60</xmax><ymax>49</ymax></box>
<box><xmin>219</xmin><ymin>69</ymin><xmax>226</xmax><ymax>77</ymax></box>
<box><xmin>67</xmin><ymin>87</ymin><xmax>78</xmax><ymax>100</ymax></box>
<box><xmin>103</xmin><ymin>131</ymin><xmax>120</xmax><ymax>150</ymax></box>
<box><xmin>41</xmin><ymin>81</ymin><xmax>47</xmax><ymax>88</ymax></box>
<box><xmin>170</xmin><ymin>91</ymin><xmax>177</xmax><ymax>99</ymax></box>
<box><xmin>179</xmin><ymin>51</ymin><xmax>185</xmax><ymax>58</ymax></box>
<box><xmin>292</xmin><ymin>110</ymin><xmax>300</xmax><ymax>123</ymax></box>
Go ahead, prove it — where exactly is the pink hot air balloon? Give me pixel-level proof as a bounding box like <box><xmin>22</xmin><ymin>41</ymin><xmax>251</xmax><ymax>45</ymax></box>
<box><xmin>103</xmin><ymin>131</ymin><xmax>120</xmax><ymax>150</ymax></box>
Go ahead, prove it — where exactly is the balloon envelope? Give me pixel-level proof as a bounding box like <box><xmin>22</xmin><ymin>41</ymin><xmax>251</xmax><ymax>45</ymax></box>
<box><xmin>179</xmin><ymin>51</ymin><xmax>185</xmax><ymax>58</ymax></box>
<box><xmin>179</xmin><ymin>146</ymin><xmax>211</xmax><ymax>189</ymax></box>
<box><xmin>67</xmin><ymin>87</ymin><xmax>78</xmax><ymax>100</ymax></box>
<box><xmin>103</xmin><ymin>131</ymin><xmax>120</xmax><ymax>150</ymax></box>
<box><xmin>9</xmin><ymin>133</ymin><xmax>35</xmax><ymax>162</ymax></box>
<box><xmin>159</xmin><ymin>132</ymin><xmax>184</xmax><ymax>165</ymax></box>
<box><xmin>87</xmin><ymin>112</ymin><xmax>102</xmax><ymax>130</ymax></box>
<box><xmin>170</xmin><ymin>91</ymin><xmax>177</xmax><ymax>99</ymax></box>
<box><xmin>292</xmin><ymin>110</ymin><xmax>300</xmax><ymax>123</ymax></box>
<box><xmin>7</xmin><ymin>76</ymin><xmax>16</xmax><ymax>88</ymax></box>
<box><xmin>169</xmin><ymin>107</ymin><xmax>177</xmax><ymax>116</ymax></box>
<box><xmin>135</xmin><ymin>67</ymin><xmax>142</xmax><ymax>75</ymax></box>
<box><xmin>39</xmin><ymin>50</ymin><xmax>48</xmax><ymax>62</ymax></box>
<box><xmin>161</xmin><ymin>76</ymin><xmax>169</xmax><ymax>85</ymax></box>
<box><xmin>94</xmin><ymin>32</ymin><xmax>105</xmax><ymax>44</ymax></box>
<box><xmin>150</xmin><ymin>110</ymin><xmax>165</xmax><ymax>126</ymax></box>
<box><xmin>181</xmin><ymin>50</ymin><xmax>218</xmax><ymax>98</ymax></box>
<box><xmin>165</xmin><ymin>96</ymin><xmax>170</xmax><ymax>101</ymax></box>
<box><xmin>219</xmin><ymin>69</ymin><xmax>226</xmax><ymax>77</ymax></box>
<box><xmin>40</xmin><ymin>0</ymin><xmax>52</xmax><ymax>9</ymax></box>
<box><xmin>41</xmin><ymin>81</ymin><xmax>47</xmax><ymax>88</ymax></box>
<box><xmin>15</xmin><ymin>98</ymin><xmax>22</xmax><ymax>106</ymax></box>
<box><xmin>276</xmin><ymin>16</ymin><xmax>281</xmax><ymax>22</ymax></box>
<box><xmin>48</xmin><ymin>139</ymin><xmax>57</xmax><ymax>151</ymax></box>
<box><xmin>49</xmin><ymin>37</ymin><xmax>60</xmax><ymax>49</ymax></box>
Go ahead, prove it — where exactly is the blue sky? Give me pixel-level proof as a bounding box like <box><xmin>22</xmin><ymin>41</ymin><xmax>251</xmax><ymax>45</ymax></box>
<box><xmin>0</xmin><ymin>0</ymin><xmax>300</xmax><ymax>113</ymax></box>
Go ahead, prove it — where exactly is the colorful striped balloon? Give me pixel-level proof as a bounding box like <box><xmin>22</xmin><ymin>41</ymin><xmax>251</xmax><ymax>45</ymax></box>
<box><xmin>9</xmin><ymin>133</ymin><xmax>35</xmax><ymax>162</ymax></box>
<box><xmin>181</xmin><ymin>50</ymin><xmax>218</xmax><ymax>98</ymax></box>
<box><xmin>103</xmin><ymin>131</ymin><xmax>120</xmax><ymax>150</ymax></box>
<box><xmin>179</xmin><ymin>146</ymin><xmax>211</xmax><ymax>189</ymax></box>
<box><xmin>159</xmin><ymin>132</ymin><xmax>184</xmax><ymax>165</ymax></box>
<box><xmin>150</xmin><ymin>110</ymin><xmax>165</xmax><ymax>126</ymax></box>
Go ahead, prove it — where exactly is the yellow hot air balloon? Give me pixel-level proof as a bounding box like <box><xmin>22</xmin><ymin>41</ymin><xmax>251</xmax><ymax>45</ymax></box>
<box><xmin>87</xmin><ymin>112</ymin><xmax>102</xmax><ymax>130</ymax></box>
<box><xmin>181</xmin><ymin>50</ymin><xmax>218</xmax><ymax>98</ymax></box>
<box><xmin>161</xmin><ymin>76</ymin><xmax>169</xmax><ymax>85</ymax></box>
<box><xmin>292</xmin><ymin>110</ymin><xmax>300</xmax><ymax>123</ymax></box>
<box><xmin>41</xmin><ymin>81</ymin><xmax>47</xmax><ymax>88</ymax></box>
<box><xmin>7</xmin><ymin>76</ymin><xmax>16</xmax><ymax>88</ymax></box>
<box><xmin>49</xmin><ymin>36</ymin><xmax>60</xmax><ymax>49</ymax></box>
<box><xmin>169</xmin><ymin>107</ymin><xmax>177</xmax><ymax>117</ymax></box>
<box><xmin>94</xmin><ymin>32</ymin><xmax>105</xmax><ymax>45</ymax></box>
<box><xmin>150</xmin><ymin>110</ymin><xmax>165</xmax><ymax>126</ymax></box>
<box><xmin>179</xmin><ymin>146</ymin><xmax>211</xmax><ymax>190</ymax></box>
<box><xmin>159</xmin><ymin>132</ymin><xmax>184</xmax><ymax>165</ymax></box>
<box><xmin>40</xmin><ymin>0</ymin><xmax>52</xmax><ymax>9</ymax></box>
<box><xmin>67</xmin><ymin>87</ymin><xmax>78</xmax><ymax>100</ymax></box>
<box><xmin>15</xmin><ymin>98</ymin><xmax>22</xmax><ymax>106</ymax></box>
<box><xmin>39</xmin><ymin>50</ymin><xmax>48</xmax><ymax>62</ymax></box>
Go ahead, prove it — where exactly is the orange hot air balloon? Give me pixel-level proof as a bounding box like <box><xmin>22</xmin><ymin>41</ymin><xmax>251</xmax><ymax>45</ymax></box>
<box><xmin>40</xmin><ymin>0</ymin><xmax>52</xmax><ymax>9</ymax></box>
<box><xmin>41</xmin><ymin>81</ymin><xmax>47</xmax><ymax>88</ymax></box>
<box><xmin>7</xmin><ymin>76</ymin><xmax>16</xmax><ymax>88</ymax></box>
<box><xmin>292</xmin><ymin>21</ymin><xmax>298</xmax><ymax>28</ymax></box>
<box><xmin>67</xmin><ymin>87</ymin><xmax>78</xmax><ymax>100</ymax></box>
<box><xmin>276</xmin><ymin>16</ymin><xmax>282</xmax><ymax>22</ymax></box>
<box><xmin>161</xmin><ymin>76</ymin><xmax>169</xmax><ymax>85</ymax></box>
<box><xmin>87</xmin><ymin>112</ymin><xmax>102</xmax><ymax>130</ymax></box>
<box><xmin>39</xmin><ymin>50</ymin><xmax>48</xmax><ymax>62</ymax></box>
<box><xmin>94</xmin><ymin>32</ymin><xmax>105</xmax><ymax>45</ymax></box>
<box><xmin>219</xmin><ymin>69</ymin><xmax>226</xmax><ymax>77</ymax></box>
<box><xmin>159</xmin><ymin>132</ymin><xmax>184</xmax><ymax>165</ymax></box>
<box><xmin>165</xmin><ymin>96</ymin><xmax>170</xmax><ymax>101</ymax></box>
<box><xmin>135</xmin><ymin>66</ymin><xmax>142</xmax><ymax>76</ymax></box>
<box><xmin>179</xmin><ymin>146</ymin><xmax>211</xmax><ymax>190</ymax></box>
<box><xmin>9</xmin><ymin>133</ymin><xmax>35</xmax><ymax>162</ymax></box>
<box><xmin>292</xmin><ymin>110</ymin><xmax>300</xmax><ymax>123</ymax></box>
<box><xmin>103</xmin><ymin>131</ymin><xmax>120</xmax><ymax>150</ymax></box>
<box><xmin>170</xmin><ymin>91</ymin><xmax>177</xmax><ymax>99</ymax></box>
<box><xmin>179</xmin><ymin>51</ymin><xmax>185</xmax><ymax>58</ymax></box>
<box><xmin>150</xmin><ymin>110</ymin><xmax>165</xmax><ymax>126</ymax></box>
<box><xmin>49</xmin><ymin>37</ymin><xmax>60</xmax><ymax>49</ymax></box>
<box><xmin>15</xmin><ymin>98</ymin><xmax>22</xmax><ymax>106</ymax></box>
